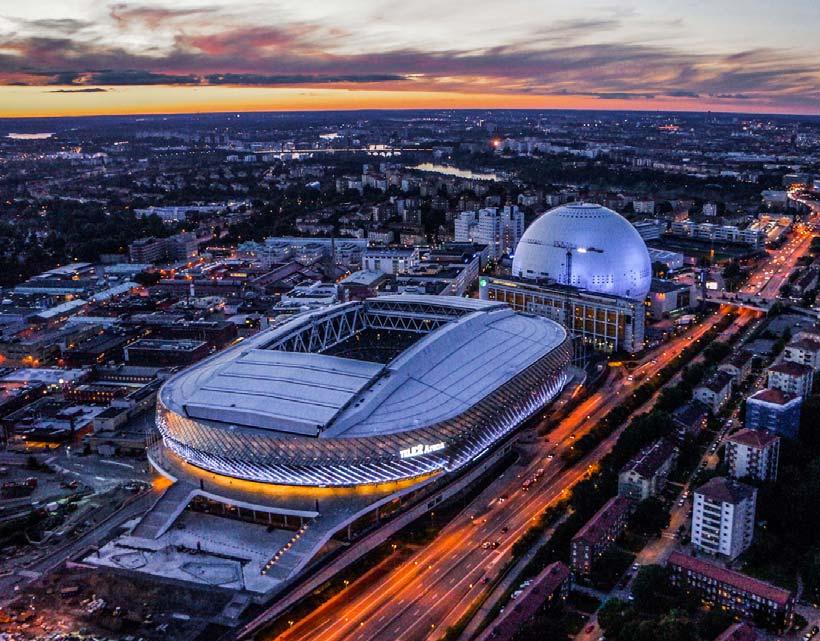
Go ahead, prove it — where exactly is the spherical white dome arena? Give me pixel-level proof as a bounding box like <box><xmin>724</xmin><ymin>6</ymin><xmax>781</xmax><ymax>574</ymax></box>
<box><xmin>511</xmin><ymin>203</ymin><xmax>652</xmax><ymax>300</ymax></box>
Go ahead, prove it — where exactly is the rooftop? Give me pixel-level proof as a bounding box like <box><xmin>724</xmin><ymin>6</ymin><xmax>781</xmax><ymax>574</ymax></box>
<box><xmin>477</xmin><ymin>562</ymin><xmax>569</xmax><ymax>641</ymax></box>
<box><xmin>724</xmin><ymin>350</ymin><xmax>754</xmax><ymax>368</ymax></box>
<box><xmin>128</xmin><ymin>338</ymin><xmax>208</xmax><ymax>352</ymax></box>
<box><xmin>161</xmin><ymin>295</ymin><xmax>568</xmax><ymax>439</ymax></box>
<box><xmin>697</xmin><ymin>371</ymin><xmax>734</xmax><ymax>393</ymax></box>
<box><xmin>650</xmin><ymin>278</ymin><xmax>688</xmax><ymax>293</ymax></box>
<box><xmin>727</xmin><ymin>428</ymin><xmax>779</xmax><ymax>449</ymax></box>
<box><xmin>572</xmin><ymin>495</ymin><xmax>632</xmax><ymax>545</ymax></box>
<box><xmin>695</xmin><ymin>476</ymin><xmax>756</xmax><ymax>504</ymax></box>
<box><xmin>179</xmin><ymin>350</ymin><xmax>382</xmax><ymax>436</ymax></box>
<box><xmin>0</xmin><ymin>367</ymin><xmax>89</xmax><ymax>385</ymax></box>
<box><xmin>669</xmin><ymin>551</ymin><xmax>792</xmax><ymax>606</ymax></box>
<box><xmin>620</xmin><ymin>438</ymin><xmax>676</xmax><ymax>478</ymax></box>
<box><xmin>340</xmin><ymin>270</ymin><xmax>387</xmax><ymax>287</ymax></box>
<box><xmin>786</xmin><ymin>337</ymin><xmax>820</xmax><ymax>351</ymax></box>
<box><xmin>672</xmin><ymin>400</ymin><xmax>710</xmax><ymax>427</ymax></box>
<box><xmin>31</xmin><ymin>299</ymin><xmax>87</xmax><ymax>320</ymax></box>
<box><xmin>747</xmin><ymin>388</ymin><xmax>800</xmax><ymax>405</ymax></box>
<box><xmin>768</xmin><ymin>361</ymin><xmax>814</xmax><ymax>377</ymax></box>
<box><xmin>363</xmin><ymin>247</ymin><xmax>418</xmax><ymax>256</ymax></box>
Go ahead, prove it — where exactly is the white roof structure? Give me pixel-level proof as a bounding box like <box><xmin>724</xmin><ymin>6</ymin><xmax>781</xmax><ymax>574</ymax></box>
<box><xmin>327</xmin><ymin>307</ymin><xmax>564</xmax><ymax>436</ymax></box>
<box><xmin>182</xmin><ymin>350</ymin><xmax>382</xmax><ymax>436</ymax></box>
<box><xmin>31</xmin><ymin>298</ymin><xmax>87</xmax><ymax>320</ymax></box>
<box><xmin>162</xmin><ymin>295</ymin><xmax>566</xmax><ymax>439</ymax></box>
<box><xmin>512</xmin><ymin>203</ymin><xmax>652</xmax><ymax>300</ymax></box>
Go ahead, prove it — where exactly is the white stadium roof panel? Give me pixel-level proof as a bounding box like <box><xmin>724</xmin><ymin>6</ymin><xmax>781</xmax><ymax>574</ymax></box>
<box><xmin>326</xmin><ymin>308</ymin><xmax>565</xmax><ymax>437</ymax></box>
<box><xmin>182</xmin><ymin>350</ymin><xmax>382</xmax><ymax>435</ymax></box>
<box><xmin>372</xmin><ymin>294</ymin><xmax>505</xmax><ymax>311</ymax></box>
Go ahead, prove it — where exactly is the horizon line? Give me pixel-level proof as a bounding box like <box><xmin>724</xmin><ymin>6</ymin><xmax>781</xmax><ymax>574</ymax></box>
<box><xmin>3</xmin><ymin>104</ymin><xmax>820</xmax><ymax>122</ymax></box>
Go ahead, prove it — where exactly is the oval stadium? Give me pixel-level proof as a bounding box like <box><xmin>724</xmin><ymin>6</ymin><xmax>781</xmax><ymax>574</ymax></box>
<box><xmin>156</xmin><ymin>295</ymin><xmax>572</xmax><ymax>487</ymax></box>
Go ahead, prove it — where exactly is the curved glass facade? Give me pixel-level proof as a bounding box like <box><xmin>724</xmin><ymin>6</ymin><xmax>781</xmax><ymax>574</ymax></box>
<box><xmin>156</xmin><ymin>336</ymin><xmax>572</xmax><ymax>486</ymax></box>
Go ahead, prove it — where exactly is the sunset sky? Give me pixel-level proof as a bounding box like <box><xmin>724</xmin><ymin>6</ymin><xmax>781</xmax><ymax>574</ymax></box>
<box><xmin>1</xmin><ymin>0</ymin><xmax>819</xmax><ymax>117</ymax></box>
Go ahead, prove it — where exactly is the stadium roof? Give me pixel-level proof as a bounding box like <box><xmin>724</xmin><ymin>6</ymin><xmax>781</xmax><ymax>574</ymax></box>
<box><xmin>181</xmin><ymin>350</ymin><xmax>382</xmax><ymax>435</ymax></box>
<box><xmin>162</xmin><ymin>295</ymin><xmax>566</xmax><ymax>438</ymax></box>
<box><xmin>327</xmin><ymin>303</ymin><xmax>565</xmax><ymax>437</ymax></box>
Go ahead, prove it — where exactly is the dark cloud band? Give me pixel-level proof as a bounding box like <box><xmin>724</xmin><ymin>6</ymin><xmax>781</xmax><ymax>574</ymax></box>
<box><xmin>0</xmin><ymin>7</ymin><xmax>817</xmax><ymax>109</ymax></box>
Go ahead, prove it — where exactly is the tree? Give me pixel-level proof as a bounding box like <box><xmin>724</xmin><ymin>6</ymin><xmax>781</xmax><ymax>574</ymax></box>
<box><xmin>703</xmin><ymin>341</ymin><xmax>731</xmax><ymax>365</ymax></box>
<box><xmin>597</xmin><ymin>598</ymin><xmax>633</xmax><ymax>639</ymax></box>
<box><xmin>804</xmin><ymin>548</ymin><xmax>820</xmax><ymax>604</ymax></box>
<box><xmin>631</xmin><ymin>565</ymin><xmax>674</xmax><ymax>614</ymax></box>
<box><xmin>656</xmin><ymin>384</ymin><xmax>691</xmax><ymax>413</ymax></box>
<box><xmin>799</xmin><ymin>397</ymin><xmax>820</xmax><ymax>452</ymax></box>
<box><xmin>514</xmin><ymin>614</ymin><xmax>568</xmax><ymax>641</ymax></box>
<box><xmin>629</xmin><ymin>497</ymin><xmax>671</xmax><ymax>538</ymax></box>
<box><xmin>654</xmin><ymin>612</ymin><xmax>698</xmax><ymax>641</ymax></box>
<box><xmin>697</xmin><ymin>609</ymin><xmax>735</xmax><ymax>640</ymax></box>
<box><xmin>722</xmin><ymin>260</ymin><xmax>743</xmax><ymax>291</ymax></box>
<box><xmin>681</xmin><ymin>363</ymin><xmax>706</xmax><ymax>387</ymax></box>
<box><xmin>722</xmin><ymin>260</ymin><xmax>741</xmax><ymax>280</ymax></box>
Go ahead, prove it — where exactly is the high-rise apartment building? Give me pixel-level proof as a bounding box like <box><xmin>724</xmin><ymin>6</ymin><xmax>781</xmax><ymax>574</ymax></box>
<box><xmin>692</xmin><ymin>477</ymin><xmax>756</xmax><ymax>560</ymax></box>
<box><xmin>745</xmin><ymin>388</ymin><xmax>802</xmax><ymax>439</ymax></box>
<box><xmin>725</xmin><ymin>429</ymin><xmax>780</xmax><ymax>481</ymax></box>
<box><xmin>767</xmin><ymin>361</ymin><xmax>814</xmax><ymax>397</ymax></box>
<box><xmin>454</xmin><ymin>206</ymin><xmax>524</xmax><ymax>260</ymax></box>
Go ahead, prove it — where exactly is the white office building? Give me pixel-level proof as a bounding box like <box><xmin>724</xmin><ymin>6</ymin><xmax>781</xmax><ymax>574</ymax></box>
<box><xmin>669</xmin><ymin>221</ymin><xmax>764</xmax><ymax>247</ymax></box>
<box><xmin>362</xmin><ymin>247</ymin><xmax>420</xmax><ymax>275</ymax></box>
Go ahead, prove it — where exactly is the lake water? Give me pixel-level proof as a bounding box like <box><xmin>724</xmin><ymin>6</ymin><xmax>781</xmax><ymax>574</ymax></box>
<box><xmin>7</xmin><ymin>133</ymin><xmax>54</xmax><ymax>140</ymax></box>
<box><xmin>409</xmin><ymin>163</ymin><xmax>501</xmax><ymax>181</ymax></box>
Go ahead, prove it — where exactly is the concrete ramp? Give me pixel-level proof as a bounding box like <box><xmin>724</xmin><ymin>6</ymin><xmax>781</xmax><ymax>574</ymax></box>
<box><xmin>132</xmin><ymin>481</ymin><xmax>196</xmax><ymax>539</ymax></box>
<box><xmin>260</xmin><ymin>522</ymin><xmax>328</xmax><ymax>582</ymax></box>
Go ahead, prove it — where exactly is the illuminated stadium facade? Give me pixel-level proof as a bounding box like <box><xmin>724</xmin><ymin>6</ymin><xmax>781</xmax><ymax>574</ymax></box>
<box><xmin>156</xmin><ymin>295</ymin><xmax>572</xmax><ymax>487</ymax></box>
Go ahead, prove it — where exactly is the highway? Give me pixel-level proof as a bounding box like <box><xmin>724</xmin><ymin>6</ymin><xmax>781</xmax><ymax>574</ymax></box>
<box><xmin>258</xmin><ymin>217</ymin><xmax>814</xmax><ymax>641</ymax></box>
<box><xmin>263</xmin><ymin>311</ymin><xmax>734</xmax><ymax>641</ymax></box>
<box><xmin>742</xmin><ymin>218</ymin><xmax>816</xmax><ymax>300</ymax></box>
<box><xmin>702</xmin><ymin>215</ymin><xmax>816</xmax><ymax>312</ymax></box>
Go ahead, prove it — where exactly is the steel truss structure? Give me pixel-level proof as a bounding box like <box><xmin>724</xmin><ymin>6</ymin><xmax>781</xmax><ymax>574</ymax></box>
<box><xmin>263</xmin><ymin>298</ymin><xmax>469</xmax><ymax>354</ymax></box>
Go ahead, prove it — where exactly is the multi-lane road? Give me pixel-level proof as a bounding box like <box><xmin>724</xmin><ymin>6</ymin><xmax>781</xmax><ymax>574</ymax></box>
<box><xmin>742</xmin><ymin>219</ymin><xmax>816</xmax><ymax>300</ymax></box>
<box><xmin>263</xmin><ymin>308</ymin><xmax>739</xmax><ymax>641</ymax></box>
<box><xmin>239</xmin><ymin>213</ymin><xmax>814</xmax><ymax>641</ymax></box>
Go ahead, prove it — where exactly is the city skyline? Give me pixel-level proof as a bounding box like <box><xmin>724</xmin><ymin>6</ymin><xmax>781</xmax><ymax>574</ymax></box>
<box><xmin>1</xmin><ymin>0</ymin><xmax>820</xmax><ymax>117</ymax></box>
